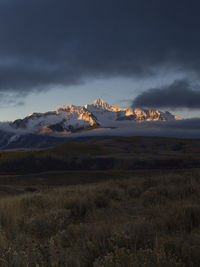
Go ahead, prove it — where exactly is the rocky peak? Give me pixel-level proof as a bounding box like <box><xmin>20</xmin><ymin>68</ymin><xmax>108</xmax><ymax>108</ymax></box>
<box><xmin>92</xmin><ymin>98</ymin><xmax>110</xmax><ymax>109</ymax></box>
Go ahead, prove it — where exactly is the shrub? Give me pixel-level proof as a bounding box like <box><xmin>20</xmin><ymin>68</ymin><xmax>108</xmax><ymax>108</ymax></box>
<box><xmin>93</xmin><ymin>247</ymin><xmax>184</xmax><ymax>267</ymax></box>
<box><xmin>141</xmin><ymin>187</ymin><xmax>168</xmax><ymax>207</ymax></box>
<box><xmin>65</xmin><ymin>196</ymin><xmax>94</xmax><ymax>218</ymax></box>
<box><xmin>165</xmin><ymin>204</ymin><xmax>200</xmax><ymax>233</ymax></box>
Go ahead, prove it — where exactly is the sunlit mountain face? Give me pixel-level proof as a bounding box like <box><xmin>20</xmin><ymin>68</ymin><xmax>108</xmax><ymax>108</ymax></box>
<box><xmin>9</xmin><ymin>98</ymin><xmax>181</xmax><ymax>135</ymax></box>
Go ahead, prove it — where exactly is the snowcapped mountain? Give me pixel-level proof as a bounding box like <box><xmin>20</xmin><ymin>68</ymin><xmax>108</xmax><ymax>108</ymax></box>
<box><xmin>10</xmin><ymin>98</ymin><xmax>181</xmax><ymax>135</ymax></box>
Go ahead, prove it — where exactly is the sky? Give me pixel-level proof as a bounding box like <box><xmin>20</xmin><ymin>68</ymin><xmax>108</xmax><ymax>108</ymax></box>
<box><xmin>0</xmin><ymin>0</ymin><xmax>200</xmax><ymax>121</ymax></box>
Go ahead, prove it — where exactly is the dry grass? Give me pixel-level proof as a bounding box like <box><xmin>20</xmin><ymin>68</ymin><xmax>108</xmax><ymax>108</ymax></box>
<box><xmin>0</xmin><ymin>170</ymin><xmax>198</xmax><ymax>266</ymax></box>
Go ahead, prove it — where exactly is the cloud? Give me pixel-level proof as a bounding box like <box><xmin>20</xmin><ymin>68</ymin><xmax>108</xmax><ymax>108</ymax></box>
<box><xmin>132</xmin><ymin>80</ymin><xmax>200</xmax><ymax>109</ymax></box>
<box><xmin>142</xmin><ymin>118</ymin><xmax>200</xmax><ymax>131</ymax></box>
<box><xmin>64</xmin><ymin>119</ymin><xmax>200</xmax><ymax>139</ymax></box>
<box><xmin>0</xmin><ymin>0</ymin><xmax>199</xmax><ymax>95</ymax></box>
<box><xmin>0</xmin><ymin>93</ymin><xmax>25</xmax><ymax>107</ymax></box>
<box><xmin>63</xmin><ymin>118</ymin><xmax>200</xmax><ymax>139</ymax></box>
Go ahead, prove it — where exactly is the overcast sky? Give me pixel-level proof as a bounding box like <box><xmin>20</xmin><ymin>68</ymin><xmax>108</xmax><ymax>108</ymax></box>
<box><xmin>0</xmin><ymin>0</ymin><xmax>200</xmax><ymax>120</ymax></box>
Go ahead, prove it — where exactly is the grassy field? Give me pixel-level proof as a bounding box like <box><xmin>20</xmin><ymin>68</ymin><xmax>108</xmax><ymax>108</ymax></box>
<box><xmin>0</xmin><ymin>137</ymin><xmax>199</xmax><ymax>266</ymax></box>
<box><xmin>0</xmin><ymin>169</ymin><xmax>198</xmax><ymax>266</ymax></box>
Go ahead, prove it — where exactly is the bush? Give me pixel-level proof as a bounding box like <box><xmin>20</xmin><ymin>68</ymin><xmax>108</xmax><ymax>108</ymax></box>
<box><xmin>94</xmin><ymin>247</ymin><xmax>184</xmax><ymax>267</ymax></box>
<box><xmin>164</xmin><ymin>204</ymin><xmax>200</xmax><ymax>233</ymax></box>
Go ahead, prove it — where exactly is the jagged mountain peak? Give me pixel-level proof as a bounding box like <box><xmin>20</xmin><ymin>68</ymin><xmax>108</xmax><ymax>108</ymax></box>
<box><xmin>92</xmin><ymin>98</ymin><xmax>109</xmax><ymax>109</ymax></box>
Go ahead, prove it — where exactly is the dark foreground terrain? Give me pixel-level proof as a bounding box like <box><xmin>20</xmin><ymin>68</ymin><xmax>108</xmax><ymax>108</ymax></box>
<box><xmin>0</xmin><ymin>137</ymin><xmax>199</xmax><ymax>266</ymax></box>
<box><xmin>0</xmin><ymin>169</ymin><xmax>199</xmax><ymax>266</ymax></box>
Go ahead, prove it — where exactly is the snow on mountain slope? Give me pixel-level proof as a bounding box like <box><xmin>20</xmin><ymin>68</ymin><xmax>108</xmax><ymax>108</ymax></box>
<box><xmin>12</xmin><ymin>105</ymin><xmax>98</xmax><ymax>134</ymax></box>
<box><xmin>10</xmin><ymin>98</ymin><xmax>182</xmax><ymax>135</ymax></box>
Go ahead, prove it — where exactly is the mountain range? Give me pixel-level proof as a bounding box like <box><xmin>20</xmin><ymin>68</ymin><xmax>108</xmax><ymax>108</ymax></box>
<box><xmin>0</xmin><ymin>99</ymin><xmax>182</xmax><ymax>149</ymax></box>
<box><xmin>11</xmin><ymin>98</ymin><xmax>181</xmax><ymax>134</ymax></box>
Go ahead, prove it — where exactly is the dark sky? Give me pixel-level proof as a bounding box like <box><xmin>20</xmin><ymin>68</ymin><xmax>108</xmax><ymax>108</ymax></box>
<box><xmin>1</xmin><ymin>0</ymin><xmax>200</xmax><ymax>114</ymax></box>
<box><xmin>132</xmin><ymin>80</ymin><xmax>200</xmax><ymax>109</ymax></box>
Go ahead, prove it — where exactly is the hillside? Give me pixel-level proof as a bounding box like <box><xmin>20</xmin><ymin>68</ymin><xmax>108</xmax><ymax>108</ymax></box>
<box><xmin>0</xmin><ymin>136</ymin><xmax>200</xmax><ymax>173</ymax></box>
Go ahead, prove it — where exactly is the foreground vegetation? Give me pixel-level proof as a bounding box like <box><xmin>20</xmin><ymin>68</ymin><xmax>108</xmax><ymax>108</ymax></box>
<box><xmin>0</xmin><ymin>169</ymin><xmax>199</xmax><ymax>266</ymax></box>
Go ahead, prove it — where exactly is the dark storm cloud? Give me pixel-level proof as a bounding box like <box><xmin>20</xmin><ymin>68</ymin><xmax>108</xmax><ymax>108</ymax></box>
<box><xmin>132</xmin><ymin>79</ymin><xmax>200</xmax><ymax>109</ymax></box>
<box><xmin>0</xmin><ymin>0</ymin><xmax>200</xmax><ymax>94</ymax></box>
